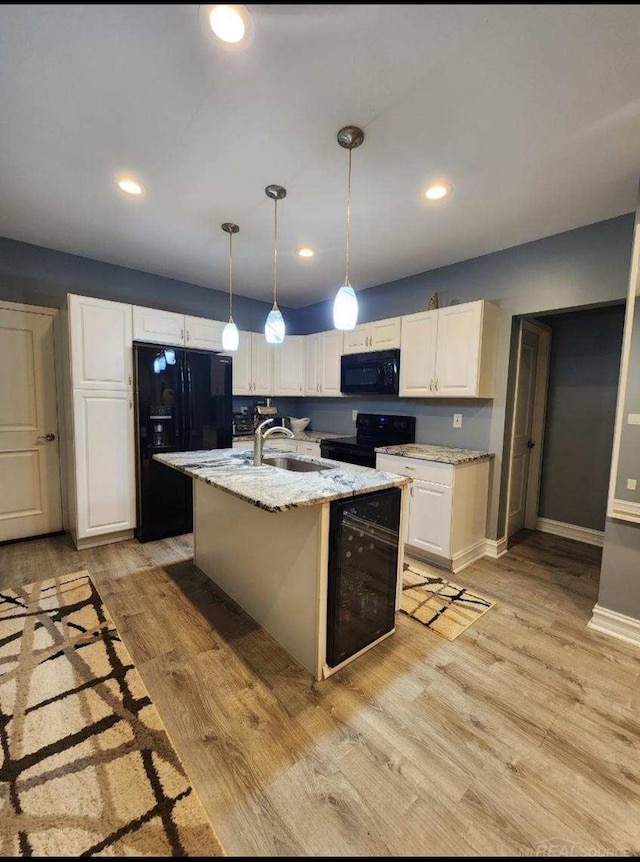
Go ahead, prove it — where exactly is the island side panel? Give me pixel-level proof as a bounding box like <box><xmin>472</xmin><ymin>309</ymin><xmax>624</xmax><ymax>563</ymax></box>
<box><xmin>194</xmin><ymin>481</ymin><xmax>323</xmax><ymax>677</ymax></box>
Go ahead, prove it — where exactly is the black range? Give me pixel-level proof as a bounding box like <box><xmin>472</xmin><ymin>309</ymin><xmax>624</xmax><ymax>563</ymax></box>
<box><xmin>320</xmin><ymin>412</ymin><xmax>416</xmax><ymax>468</ymax></box>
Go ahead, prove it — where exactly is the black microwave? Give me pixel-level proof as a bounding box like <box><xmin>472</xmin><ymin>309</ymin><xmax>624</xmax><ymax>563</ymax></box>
<box><xmin>340</xmin><ymin>349</ymin><xmax>400</xmax><ymax>395</ymax></box>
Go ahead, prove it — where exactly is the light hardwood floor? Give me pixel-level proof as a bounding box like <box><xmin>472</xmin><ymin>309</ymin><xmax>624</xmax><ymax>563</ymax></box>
<box><xmin>1</xmin><ymin>530</ymin><xmax>639</xmax><ymax>856</ymax></box>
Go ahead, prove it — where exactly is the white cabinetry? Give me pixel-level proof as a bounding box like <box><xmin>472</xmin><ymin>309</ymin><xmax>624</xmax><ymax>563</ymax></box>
<box><xmin>398</xmin><ymin>310</ymin><xmax>438</xmax><ymax>397</ymax></box>
<box><xmin>376</xmin><ymin>453</ymin><xmax>490</xmax><ymax>572</ymax></box>
<box><xmin>133</xmin><ymin>306</ymin><xmax>227</xmax><ymax>351</ymax></box>
<box><xmin>303</xmin><ymin>331</ymin><xmax>343</xmax><ymax>396</ymax></box>
<box><xmin>231</xmin><ymin>330</ymin><xmax>252</xmax><ymax>395</ymax></box>
<box><xmin>73</xmin><ymin>390</ymin><xmax>136</xmax><ymax>539</ymax></box>
<box><xmin>185</xmin><ymin>315</ymin><xmax>225</xmax><ymax>351</ymax></box>
<box><xmin>342</xmin><ymin>317</ymin><xmax>401</xmax><ymax>354</ymax></box>
<box><xmin>251</xmin><ymin>333</ymin><xmax>274</xmax><ymax>395</ymax></box>
<box><xmin>133</xmin><ymin>306</ymin><xmax>184</xmax><ymax>346</ymax></box>
<box><xmin>399</xmin><ymin>301</ymin><xmax>499</xmax><ymax>398</ymax></box>
<box><xmin>304</xmin><ymin>334</ymin><xmax>320</xmax><ymax>395</ymax></box>
<box><xmin>228</xmin><ymin>332</ymin><xmax>274</xmax><ymax>396</ymax></box>
<box><xmin>65</xmin><ymin>295</ymin><xmax>136</xmax><ymax>548</ymax></box>
<box><xmin>273</xmin><ymin>336</ymin><xmax>305</xmax><ymax>396</ymax></box>
<box><xmin>69</xmin><ymin>294</ymin><xmax>132</xmax><ymax>390</ymax></box>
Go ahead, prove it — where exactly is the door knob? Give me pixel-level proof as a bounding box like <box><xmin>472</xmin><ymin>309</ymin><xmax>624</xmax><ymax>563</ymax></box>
<box><xmin>36</xmin><ymin>433</ymin><xmax>56</xmax><ymax>442</ymax></box>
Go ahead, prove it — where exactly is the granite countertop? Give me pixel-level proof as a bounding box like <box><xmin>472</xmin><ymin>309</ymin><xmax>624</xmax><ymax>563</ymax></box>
<box><xmin>375</xmin><ymin>443</ymin><xmax>493</xmax><ymax>465</ymax></box>
<box><xmin>154</xmin><ymin>446</ymin><xmax>409</xmax><ymax>513</ymax></box>
<box><xmin>232</xmin><ymin>429</ymin><xmax>344</xmax><ymax>444</ymax></box>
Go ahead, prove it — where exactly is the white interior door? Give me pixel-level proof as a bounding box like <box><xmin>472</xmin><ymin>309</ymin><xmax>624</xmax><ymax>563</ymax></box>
<box><xmin>0</xmin><ymin>305</ymin><xmax>62</xmax><ymax>541</ymax></box>
<box><xmin>507</xmin><ymin>325</ymin><xmax>539</xmax><ymax>537</ymax></box>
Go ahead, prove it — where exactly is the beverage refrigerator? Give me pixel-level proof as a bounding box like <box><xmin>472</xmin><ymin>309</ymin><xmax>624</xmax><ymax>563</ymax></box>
<box><xmin>134</xmin><ymin>343</ymin><xmax>233</xmax><ymax>542</ymax></box>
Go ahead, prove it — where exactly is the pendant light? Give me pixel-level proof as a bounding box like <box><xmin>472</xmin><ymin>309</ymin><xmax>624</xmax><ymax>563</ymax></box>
<box><xmin>264</xmin><ymin>184</ymin><xmax>286</xmax><ymax>344</ymax></box>
<box><xmin>333</xmin><ymin>125</ymin><xmax>364</xmax><ymax>330</ymax></box>
<box><xmin>221</xmin><ymin>222</ymin><xmax>240</xmax><ymax>351</ymax></box>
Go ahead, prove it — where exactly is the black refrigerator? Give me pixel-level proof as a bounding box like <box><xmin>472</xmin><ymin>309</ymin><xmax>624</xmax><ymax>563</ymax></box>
<box><xmin>134</xmin><ymin>343</ymin><xmax>232</xmax><ymax>543</ymax></box>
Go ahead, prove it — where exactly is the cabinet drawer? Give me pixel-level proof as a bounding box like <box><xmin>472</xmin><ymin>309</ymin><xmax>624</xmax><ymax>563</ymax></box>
<box><xmin>376</xmin><ymin>454</ymin><xmax>453</xmax><ymax>486</ymax></box>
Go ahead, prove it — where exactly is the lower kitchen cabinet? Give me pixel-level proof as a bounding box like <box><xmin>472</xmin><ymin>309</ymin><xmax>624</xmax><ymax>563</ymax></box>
<box><xmin>376</xmin><ymin>453</ymin><xmax>491</xmax><ymax>572</ymax></box>
<box><xmin>72</xmin><ymin>389</ymin><xmax>136</xmax><ymax>544</ymax></box>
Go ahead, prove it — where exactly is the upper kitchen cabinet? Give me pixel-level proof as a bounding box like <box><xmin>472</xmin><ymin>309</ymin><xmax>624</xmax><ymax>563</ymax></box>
<box><xmin>184</xmin><ymin>315</ymin><xmax>225</xmax><ymax>351</ymax></box>
<box><xmin>320</xmin><ymin>330</ymin><xmax>343</xmax><ymax>396</ymax></box>
<box><xmin>303</xmin><ymin>331</ymin><xmax>343</xmax><ymax>396</ymax></box>
<box><xmin>273</xmin><ymin>335</ymin><xmax>305</xmax><ymax>396</ymax></box>
<box><xmin>398</xmin><ymin>310</ymin><xmax>438</xmax><ymax>397</ymax></box>
<box><xmin>230</xmin><ymin>331</ymin><xmax>275</xmax><ymax>396</ymax></box>
<box><xmin>133</xmin><ymin>306</ymin><xmax>184</xmax><ymax>346</ymax></box>
<box><xmin>342</xmin><ymin>317</ymin><xmax>401</xmax><ymax>354</ymax></box>
<box><xmin>229</xmin><ymin>330</ymin><xmax>252</xmax><ymax>395</ymax></box>
<box><xmin>252</xmin><ymin>333</ymin><xmax>275</xmax><ymax>395</ymax></box>
<box><xmin>69</xmin><ymin>294</ymin><xmax>132</xmax><ymax>390</ymax></box>
<box><xmin>400</xmin><ymin>300</ymin><xmax>499</xmax><ymax>398</ymax></box>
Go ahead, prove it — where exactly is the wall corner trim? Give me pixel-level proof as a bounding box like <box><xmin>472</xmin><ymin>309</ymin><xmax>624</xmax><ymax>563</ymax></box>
<box><xmin>484</xmin><ymin>536</ymin><xmax>508</xmax><ymax>558</ymax></box>
<box><xmin>588</xmin><ymin>603</ymin><xmax>640</xmax><ymax>649</ymax></box>
<box><xmin>536</xmin><ymin>517</ymin><xmax>604</xmax><ymax>547</ymax></box>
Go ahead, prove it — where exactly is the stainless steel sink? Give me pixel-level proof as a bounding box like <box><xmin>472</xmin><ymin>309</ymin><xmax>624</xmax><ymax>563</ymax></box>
<box><xmin>262</xmin><ymin>456</ymin><xmax>332</xmax><ymax>473</ymax></box>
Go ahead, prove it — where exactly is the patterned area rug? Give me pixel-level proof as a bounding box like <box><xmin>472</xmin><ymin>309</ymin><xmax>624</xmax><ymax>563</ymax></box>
<box><xmin>0</xmin><ymin>571</ymin><xmax>224</xmax><ymax>857</ymax></box>
<box><xmin>401</xmin><ymin>561</ymin><xmax>495</xmax><ymax>640</ymax></box>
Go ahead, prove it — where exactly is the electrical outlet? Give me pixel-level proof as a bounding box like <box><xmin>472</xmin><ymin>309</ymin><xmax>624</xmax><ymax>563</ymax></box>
<box><xmin>627</xmin><ymin>478</ymin><xmax>637</xmax><ymax>491</ymax></box>
<box><xmin>352</xmin><ymin>409</ymin><xmax>358</xmax><ymax>421</ymax></box>
<box><xmin>453</xmin><ymin>413</ymin><xmax>462</xmax><ymax>428</ymax></box>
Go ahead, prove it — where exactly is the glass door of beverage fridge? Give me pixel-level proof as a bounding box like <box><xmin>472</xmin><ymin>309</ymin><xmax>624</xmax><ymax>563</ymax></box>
<box><xmin>326</xmin><ymin>487</ymin><xmax>401</xmax><ymax>668</ymax></box>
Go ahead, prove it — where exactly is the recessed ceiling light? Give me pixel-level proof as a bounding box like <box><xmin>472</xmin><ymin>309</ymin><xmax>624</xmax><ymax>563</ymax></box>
<box><xmin>297</xmin><ymin>248</ymin><xmax>314</xmax><ymax>258</ymax></box>
<box><xmin>209</xmin><ymin>6</ymin><xmax>247</xmax><ymax>44</ymax></box>
<box><xmin>425</xmin><ymin>182</ymin><xmax>452</xmax><ymax>201</ymax></box>
<box><xmin>116</xmin><ymin>177</ymin><xmax>143</xmax><ymax>196</ymax></box>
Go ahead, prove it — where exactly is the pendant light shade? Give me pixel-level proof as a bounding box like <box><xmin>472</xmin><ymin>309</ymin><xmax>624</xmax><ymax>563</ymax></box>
<box><xmin>264</xmin><ymin>184</ymin><xmax>287</xmax><ymax>344</ymax></box>
<box><xmin>333</xmin><ymin>125</ymin><xmax>364</xmax><ymax>330</ymax></box>
<box><xmin>221</xmin><ymin>222</ymin><xmax>240</xmax><ymax>351</ymax></box>
<box><xmin>333</xmin><ymin>284</ymin><xmax>358</xmax><ymax>330</ymax></box>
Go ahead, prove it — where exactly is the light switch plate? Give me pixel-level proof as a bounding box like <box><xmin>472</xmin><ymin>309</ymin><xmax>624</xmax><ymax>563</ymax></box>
<box><xmin>627</xmin><ymin>478</ymin><xmax>637</xmax><ymax>491</ymax></box>
<box><xmin>352</xmin><ymin>409</ymin><xmax>358</xmax><ymax>421</ymax></box>
<box><xmin>628</xmin><ymin>414</ymin><xmax>640</xmax><ymax>425</ymax></box>
<box><xmin>453</xmin><ymin>413</ymin><xmax>462</xmax><ymax>428</ymax></box>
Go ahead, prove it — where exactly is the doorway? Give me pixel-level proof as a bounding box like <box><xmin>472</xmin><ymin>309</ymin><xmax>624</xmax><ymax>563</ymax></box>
<box><xmin>0</xmin><ymin>302</ymin><xmax>62</xmax><ymax>541</ymax></box>
<box><xmin>506</xmin><ymin>319</ymin><xmax>552</xmax><ymax>538</ymax></box>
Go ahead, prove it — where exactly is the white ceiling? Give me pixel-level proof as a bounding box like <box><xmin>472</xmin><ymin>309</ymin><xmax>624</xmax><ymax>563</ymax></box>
<box><xmin>1</xmin><ymin>4</ymin><xmax>640</xmax><ymax>307</ymax></box>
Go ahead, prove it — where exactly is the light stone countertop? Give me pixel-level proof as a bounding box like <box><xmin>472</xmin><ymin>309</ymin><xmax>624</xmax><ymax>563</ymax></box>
<box><xmin>232</xmin><ymin>429</ymin><xmax>344</xmax><ymax>444</ymax></box>
<box><xmin>154</xmin><ymin>446</ymin><xmax>409</xmax><ymax>513</ymax></box>
<box><xmin>375</xmin><ymin>443</ymin><xmax>493</xmax><ymax>465</ymax></box>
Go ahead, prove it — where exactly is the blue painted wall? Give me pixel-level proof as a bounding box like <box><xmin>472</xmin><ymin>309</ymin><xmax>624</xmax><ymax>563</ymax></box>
<box><xmin>0</xmin><ymin>236</ymin><xmax>285</xmax><ymax>333</ymax></box>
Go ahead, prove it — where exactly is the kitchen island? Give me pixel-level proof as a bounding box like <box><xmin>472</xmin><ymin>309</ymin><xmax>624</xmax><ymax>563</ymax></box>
<box><xmin>155</xmin><ymin>447</ymin><xmax>409</xmax><ymax>679</ymax></box>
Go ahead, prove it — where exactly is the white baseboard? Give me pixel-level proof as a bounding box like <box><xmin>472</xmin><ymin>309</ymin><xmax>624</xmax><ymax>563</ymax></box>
<box><xmin>536</xmin><ymin>517</ymin><xmax>604</xmax><ymax>547</ymax></box>
<box><xmin>484</xmin><ymin>536</ymin><xmax>508</xmax><ymax>559</ymax></box>
<box><xmin>451</xmin><ymin>540</ymin><xmax>488</xmax><ymax>574</ymax></box>
<box><xmin>588</xmin><ymin>604</ymin><xmax>640</xmax><ymax>649</ymax></box>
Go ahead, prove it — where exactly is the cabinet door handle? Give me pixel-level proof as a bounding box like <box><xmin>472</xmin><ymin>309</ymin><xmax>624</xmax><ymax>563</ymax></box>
<box><xmin>410</xmin><ymin>485</ymin><xmax>414</xmax><ymax>497</ymax></box>
<box><xmin>186</xmin><ymin>331</ymin><xmax>190</xmax><ymax>342</ymax></box>
<box><xmin>181</xmin><ymin>329</ymin><xmax>184</xmax><ymax>340</ymax></box>
<box><xmin>129</xmin><ymin>399</ymin><xmax>133</xmax><ymax>409</ymax></box>
<box><xmin>404</xmin><ymin>465</ymin><xmax>415</xmax><ymax>470</ymax></box>
<box><xmin>435</xmin><ymin>378</ymin><xmax>439</xmax><ymax>390</ymax></box>
<box><xmin>429</xmin><ymin>380</ymin><xmax>433</xmax><ymax>391</ymax></box>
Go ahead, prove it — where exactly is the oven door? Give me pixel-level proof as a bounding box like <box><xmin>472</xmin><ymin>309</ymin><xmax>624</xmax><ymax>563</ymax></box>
<box><xmin>340</xmin><ymin>349</ymin><xmax>400</xmax><ymax>395</ymax></box>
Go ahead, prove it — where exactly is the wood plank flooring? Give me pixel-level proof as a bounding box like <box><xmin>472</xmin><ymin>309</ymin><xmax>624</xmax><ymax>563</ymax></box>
<box><xmin>2</xmin><ymin>529</ymin><xmax>639</xmax><ymax>856</ymax></box>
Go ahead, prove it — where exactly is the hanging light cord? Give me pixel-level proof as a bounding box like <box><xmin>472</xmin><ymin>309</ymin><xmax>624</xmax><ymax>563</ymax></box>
<box><xmin>345</xmin><ymin>146</ymin><xmax>352</xmax><ymax>287</ymax></box>
<box><xmin>273</xmin><ymin>198</ymin><xmax>279</xmax><ymax>308</ymax></box>
<box><xmin>228</xmin><ymin>231</ymin><xmax>234</xmax><ymax>321</ymax></box>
